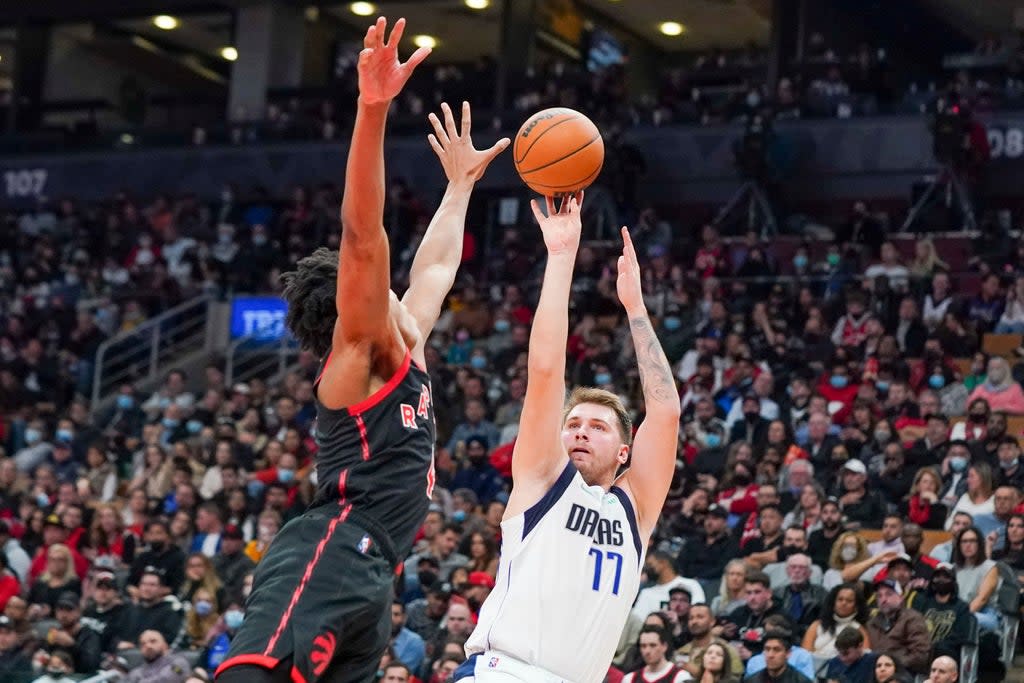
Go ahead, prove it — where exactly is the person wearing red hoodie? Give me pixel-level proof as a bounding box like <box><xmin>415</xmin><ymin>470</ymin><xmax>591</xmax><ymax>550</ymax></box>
<box><xmin>816</xmin><ymin>361</ymin><xmax>858</xmax><ymax>420</ymax></box>
<box><xmin>28</xmin><ymin>514</ymin><xmax>88</xmax><ymax>581</ymax></box>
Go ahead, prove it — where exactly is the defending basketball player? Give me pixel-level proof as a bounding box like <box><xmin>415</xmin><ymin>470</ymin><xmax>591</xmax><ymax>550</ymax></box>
<box><xmin>214</xmin><ymin>16</ymin><xmax>509</xmax><ymax>683</ymax></box>
<box><xmin>458</xmin><ymin>197</ymin><xmax>681</xmax><ymax>682</ymax></box>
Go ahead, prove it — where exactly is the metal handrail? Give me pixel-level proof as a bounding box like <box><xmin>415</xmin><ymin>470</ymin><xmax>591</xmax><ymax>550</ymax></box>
<box><xmin>91</xmin><ymin>294</ymin><xmax>214</xmax><ymax>410</ymax></box>
<box><xmin>224</xmin><ymin>324</ymin><xmax>299</xmax><ymax>387</ymax></box>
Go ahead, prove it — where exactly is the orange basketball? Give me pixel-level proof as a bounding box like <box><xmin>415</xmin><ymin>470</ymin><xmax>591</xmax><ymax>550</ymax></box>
<box><xmin>513</xmin><ymin>107</ymin><xmax>604</xmax><ymax>196</ymax></box>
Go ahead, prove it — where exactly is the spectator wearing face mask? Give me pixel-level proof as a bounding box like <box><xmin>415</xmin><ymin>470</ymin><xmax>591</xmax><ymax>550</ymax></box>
<box><xmin>908</xmin><ymin>564</ymin><xmax>973</xmax><ymax>661</ymax></box>
<box><xmin>449</xmin><ymin>436</ymin><xmax>505</xmax><ymax>506</ymax></box>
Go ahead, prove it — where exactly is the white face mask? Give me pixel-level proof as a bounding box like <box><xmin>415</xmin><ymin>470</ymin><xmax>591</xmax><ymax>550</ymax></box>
<box><xmin>841</xmin><ymin>546</ymin><xmax>858</xmax><ymax>562</ymax></box>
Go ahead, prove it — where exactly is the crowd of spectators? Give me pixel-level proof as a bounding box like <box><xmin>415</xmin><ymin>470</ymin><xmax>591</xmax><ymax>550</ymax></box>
<box><xmin>4</xmin><ymin>128</ymin><xmax>1024</xmax><ymax>682</ymax></box>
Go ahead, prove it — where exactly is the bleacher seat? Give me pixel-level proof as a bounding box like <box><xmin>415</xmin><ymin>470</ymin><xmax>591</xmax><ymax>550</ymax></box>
<box><xmin>960</xmin><ymin>614</ymin><xmax>980</xmax><ymax>683</ymax></box>
<box><xmin>995</xmin><ymin>561</ymin><xmax>1021</xmax><ymax>666</ymax></box>
<box><xmin>982</xmin><ymin>333</ymin><xmax>1021</xmax><ymax>358</ymax></box>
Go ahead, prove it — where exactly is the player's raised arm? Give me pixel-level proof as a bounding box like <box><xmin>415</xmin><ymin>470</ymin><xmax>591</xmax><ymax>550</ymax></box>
<box><xmin>508</xmin><ymin>194</ymin><xmax>583</xmax><ymax>501</ymax></box>
<box><xmin>334</xmin><ymin>17</ymin><xmax>429</xmax><ymax>352</ymax></box>
<box><xmin>616</xmin><ymin>226</ymin><xmax>681</xmax><ymax>535</ymax></box>
<box><xmin>402</xmin><ymin>101</ymin><xmax>509</xmax><ymax>355</ymax></box>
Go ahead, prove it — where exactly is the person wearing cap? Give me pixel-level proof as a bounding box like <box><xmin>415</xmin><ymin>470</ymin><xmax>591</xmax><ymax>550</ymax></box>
<box><xmin>82</xmin><ymin>569</ymin><xmax>130</xmax><ymax>654</ymax></box>
<box><xmin>0</xmin><ymin>614</ymin><xmax>31</xmax><ymax>681</ymax></box>
<box><xmin>677</xmin><ymin>504</ymin><xmax>739</xmax><ymax>589</ymax></box>
<box><xmin>836</xmin><ymin>458</ymin><xmax>884</xmax><ymax>528</ymax></box>
<box><xmin>404</xmin><ymin>580</ymin><xmax>452</xmax><ymax>644</ymax></box>
<box><xmin>463</xmin><ymin>571</ymin><xmax>496</xmax><ymax>616</ymax></box>
<box><xmin>28</xmin><ymin>514</ymin><xmax>88</xmax><ymax>583</ymax></box>
<box><xmin>728</xmin><ymin>392</ymin><xmax>772</xmax><ymax>445</ymax></box>
<box><xmin>390</xmin><ymin>600</ymin><xmax>425</xmax><ymax>674</ymax></box>
<box><xmin>909</xmin><ymin>563</ymin><xmax>974</xmax><ymax>662</ymax></box>
<box><xmin>212</xmin><ymin>524</ymin><xmax>255</xmax><ymax>606</ymax></box>
<box><xmin>865</xmin><ymin>579</ymin><xmax>931</xmax><ymax>675</ymax></box>
<box><xmin>46</xmin><ymin>591</ymin><xmax>101</xmax><ymax>673</ymax></box>
<box><xmin>633</xmin><ymin>549</ymin><xmax>705</xmax><ymax>622</ymax></box>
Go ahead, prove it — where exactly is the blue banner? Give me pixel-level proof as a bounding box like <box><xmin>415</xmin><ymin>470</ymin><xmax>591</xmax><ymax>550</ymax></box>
<box><xmin>230</xmin><ymin>296</ymin><xmax>288</xmax><ymax>340</ymax></box>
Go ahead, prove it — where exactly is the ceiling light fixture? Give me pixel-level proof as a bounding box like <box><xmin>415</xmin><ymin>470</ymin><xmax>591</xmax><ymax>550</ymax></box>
<box><xmin>413</xmin><ymin>35</ymin><xmax>437</xmax><ymax>49</ymax></box>
<box><xmin>350</xmin><ymin>2</ymin><xmax>376</xmax><ymax>16</ymax></box>
<box><xmin>220</xmin><ymin>46</ymin><xmax>239</xmax><ymax>61</ymax></box>
<box><xmin>659</xmin><ymin>21</ymin><xmax>685</xmax><ymax>37</ymax></box>
<box><xmin>153</xmin><ymin>15</ymin><xmax>179</xmax><ymax>30</ymax></box>
<box><xmin>465</xmin><ymin>0</ymin><xmax>490</xmax><ymax>9</ymax></box>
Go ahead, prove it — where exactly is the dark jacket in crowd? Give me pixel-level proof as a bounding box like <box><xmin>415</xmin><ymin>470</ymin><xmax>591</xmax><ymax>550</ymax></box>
<box><xmin>121</xmin><ymin>597</ymin><xmax>184</xmax><ymax>648</ymax></box>
<box><xmin>865</xmin><ymin>607</ymin><xmax>931</xmax><ymax>674</ymax></box>
<box><xmin>909</xmin><ymin>592</ymin><xmax>975</xmax><ymax>659</ymax></box>
<box><xmin>82</xmin><ymin>600</ymin><xmax>131</xmax><ymax>653</ymax></box>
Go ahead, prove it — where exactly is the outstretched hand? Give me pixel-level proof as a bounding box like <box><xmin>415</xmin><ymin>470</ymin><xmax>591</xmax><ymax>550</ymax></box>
<box><xmin>428</xmin><ymin>101</ymin><xmax>510</xmax><ymax>184</ymax></box>
<box><xmin>616</xmin><ymin>226</ymin><xmax>645</xmax><ymax>314</ymax></box>
<box><xmin>530</xmin><ymin>192</ymin><xmax>584</xmax><ymax>256</ymax></box>
<box><xmin>357</xmin><ymin>17</ymin><xmax>431</xmax><ymax>105</ymax></box>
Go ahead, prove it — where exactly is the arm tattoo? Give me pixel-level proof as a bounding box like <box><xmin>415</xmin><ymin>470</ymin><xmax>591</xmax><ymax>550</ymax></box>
<box><xmin>628</xmin><ymin>315</ymin><xmax>676</xmax><ymax>405</ymax></box>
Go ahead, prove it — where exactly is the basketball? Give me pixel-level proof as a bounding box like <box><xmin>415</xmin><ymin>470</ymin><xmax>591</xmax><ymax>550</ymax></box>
<box><xmin>513</xmin><ymin>107</ymin><xmax>605</xmax><ymax>196</ymax></box>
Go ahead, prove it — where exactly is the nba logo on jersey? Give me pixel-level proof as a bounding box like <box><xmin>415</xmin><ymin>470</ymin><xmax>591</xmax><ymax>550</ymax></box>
<box><xmin>488</xmin><ymin>657</ymin><xmax>499</xmax><ymax>669</ymax></box>
<box><xmin>357</xmin><ymin>534</ymin><xmax>372</xmax><ymax>554</ymax></box>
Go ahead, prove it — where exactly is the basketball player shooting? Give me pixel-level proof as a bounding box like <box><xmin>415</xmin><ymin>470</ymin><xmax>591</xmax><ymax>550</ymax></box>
<box><xmin>458</xmin><ymin>197</ymin><xmax>681</xmax><ymax>682</ymax></box>
<box><xmin>214</xmin><ymin>16</ymin><xmax>508</xmax><ymax>683</ymax></box>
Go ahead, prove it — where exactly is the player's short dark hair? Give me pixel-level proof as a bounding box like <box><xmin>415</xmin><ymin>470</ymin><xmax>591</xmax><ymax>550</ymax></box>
<box><xmin>835</xmin><ymin>626</ymin><xmax>864</xmax><ymax>650</ymax></box>
<box><xmin>638</xmin><ymin>625</ymin><xmax>670</xmax><ymax>646</ymax></box>
<box><xmin>563</xmin><ymin>387</ymin><xmax>633</xmax><ymax>446</ymax></box>
<box><xmin>280</xmin><ymin>247</ymin><xmax>340</xmax><ymax>359</ymax></box>
<box><xmin>745</xmin><ymin>571</ymin><xmax>771</xmax><ymax>589</ymax></box>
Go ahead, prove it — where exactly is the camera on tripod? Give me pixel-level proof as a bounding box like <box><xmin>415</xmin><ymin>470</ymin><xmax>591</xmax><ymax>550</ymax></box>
<box><xmin>734</xmin><ymin>113</ymin><xmax>773</xmax><ymax>181</ymax></box>
<box><xmin>931</xmin><ymin>97</ymin><xmax>970</xmax><ymax>167</ymax></box>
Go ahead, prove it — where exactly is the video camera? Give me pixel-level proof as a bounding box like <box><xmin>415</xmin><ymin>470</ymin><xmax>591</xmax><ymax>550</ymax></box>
<box><xmin>734</xmin><ymin>112</ymin><xmax>774</xmax><ymax>181</ymax></box>
<box><xmin>932</xmin><ymin>96</ymin><xmax>970</xmax><ymax>167</ymax></box>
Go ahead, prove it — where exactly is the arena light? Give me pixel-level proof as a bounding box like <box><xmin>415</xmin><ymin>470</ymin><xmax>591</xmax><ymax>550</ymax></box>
<box><xmin>350</xmin><ymin>2</ymin><xmax>376</xmax><ymax>16</ymax></box>
<box><xmin>153</xmin><ymin>15</ymin><xmax>179</xmax><ymax>30</ymax></box>
<box><xmin>659</xmin><ymin>21</ymin><xmax>685</xmax><ymax>37</ymax></box>
<box><xmin>220</xmin><ymin>46</ymin><xmax>239</xmax><ymax>61</ymax></box>
<box><xmin>465</xmin><ymin>0</ymin><xmax>490</xmax><ymax>9</ymax></box>
<box><xmin>413</xmin><ymin>35</ymin><xmax>438</xmax><ymax>49</ymax></box>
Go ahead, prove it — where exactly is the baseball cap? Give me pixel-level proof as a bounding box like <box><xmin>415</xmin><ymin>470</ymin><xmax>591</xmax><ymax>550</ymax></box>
<box><xmin>668</xmin><ymin>586</ymin><xmax>692</xmax><ymax>599</ymax></box>
<box><xmin>93</xmin><ymin>570</ymin><xmax>117</xmax><ymax>587</ymax></box>
<box><xmin>0</xmin><ymin>615</ymin><xmax>12</xmax><ymax>630</ymax></box>
<box><xmin>933</xmin><ymin>562</ymin><xmax>956</xmax><ymax>577</ymax></box>
<box><xmin>43</xmin><ymin>513</ymin><xmax>64</xmax><ymax>529</ymax></box>
<box><xmin>426</xmin><ymin>581</ymin><xmax>453</xmax><ymax>598</ymax></box>
<box><xmin>55</xmin><ymin>591</ymin><xmax>80</xmax><ymax>610</ymax></box>
<box><xmin>888</xmin><ymin>553</ymin><xmax>913</xmax><ymax>567</ymax></box>
<box><xmin>232</xmin><ymin>383</ymin><xmax>251</xmax><ymax>395</ymax></box>
<box><xmin>223</xmin><ymin>524</ymin><xmax>244</xmax><ymax>540</ymax></box>
<box><xmin>467</xmin><ymin>572</ymin><xmax>496</xmax><ymax>589</ymax></box>
<box><xmin>707</xmin><ymin>504</ymin><xmax>729</xmax><ymax>519</ymax></box>
<box><xmin>876</xmin><ymin>578</ymin><xmax>903</xmax><ymax>596</ymax></box>
<box><xmin>842</xmin><ymin>460</ymin><xmax>867</xmax><ymax>475</ymax></box>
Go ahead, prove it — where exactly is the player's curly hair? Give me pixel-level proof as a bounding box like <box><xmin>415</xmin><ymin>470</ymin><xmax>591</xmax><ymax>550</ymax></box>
<box><xmin>280</xmin><ymin>247</ymin><xmax>339</xmax><ymax>359</ymax></box>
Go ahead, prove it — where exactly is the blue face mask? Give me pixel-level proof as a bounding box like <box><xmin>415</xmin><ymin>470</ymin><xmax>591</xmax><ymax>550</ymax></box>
<box><xmin>830</xmin><ymin>375</ymin><xmax>848</xmax><ymax>389</ymax></box>
<box><xmin>470</xmin><ymin>356</ymin><xmax>487</xmax><ymax>370</ymax></box>
<box><xmin>594</xmin><ymin>373</ymin><xmax>612</xmax><ymax>385</ymax></box>
<box><xmin>24</xmin><ymin>428</ymin><xmax>41</xmax><ymax>445</ymax></box>
<box><xmin>493</xmin><ymin>319</ymin><xmax>511</xmax><ymax>333</ymax></box>
<box><xmin>277</xmin><ymin>468</ymin><xmax>295</xmax><ymax>484</ymax></box>
<box><xmin>56</xmin><ymin>429</ymin><xmax>73</xmax><ymax>443</ymax></box>
<box><xmin>663</xmin><ymin>316</ymin><xmax>682</xmax><ymax>331</ymax></box>
<box><xmin>162</xmin><ymin>418</ymin><xmax>179</xmax><ymax>430</ymax></box>
<box><xmin>194</xmin><ymin>600</ymin><xmax>213</xmax><ymax>617</ymax></box>
<box><xmin>186</xmin><ymin>420</ymin><xmax>203</xmax><ymax>434</ymax></box>
<box><xmin>452</xmin><ymin>510</ymin><xmax>467</xmax><ymax>523</ymax></box>
<box><xmin>116</xmin><ymin>395</ymin><xmax>134</xmax><ymax>410</ymax></box>
<box><xmin>224</xmin><ymin>610</ymin><xmax>244</xmax><ymax>630</ymax></box>
<box><xmin>929</xmin><ymin>374</ymin><xmax>946</xmax><ymax>389</ymax></box>
<box><xmin>793</xmin><ymin>254</ymin><xmax>808</xmax><ymax>269</ymax></box>
<box><xmin>950</xmin><ymin>456</ymin><xmax>968</xmax><ymax>473</ymax></box>
<box><xmin>704</xmin><ymin>433</ymin><xmax>722</xmax><ymax>448</ymax></box>
<box><xmin>875</xmin><ymin>380</ymin><xmax>890</xmax><ymax>393</ymax></box>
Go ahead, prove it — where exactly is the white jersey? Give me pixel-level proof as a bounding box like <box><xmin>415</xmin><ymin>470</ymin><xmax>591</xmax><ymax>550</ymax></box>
<box><xmin>466</xmin><ymin>461</ymin><xmax>646</xmax><ymax>683</ymax></box>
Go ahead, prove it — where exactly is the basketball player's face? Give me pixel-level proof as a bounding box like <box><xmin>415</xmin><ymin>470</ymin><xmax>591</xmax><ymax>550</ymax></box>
<box><xmin>562</xmin><ymin>403</ymin><xmax>628</xmax><ymax>486</ymax></box>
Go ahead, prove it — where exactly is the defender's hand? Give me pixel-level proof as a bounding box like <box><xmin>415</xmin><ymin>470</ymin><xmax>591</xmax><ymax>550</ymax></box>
<box><xmin>530</xmin><ymin>192</ymin><xmax>584</xmax><ymax>256</ymax></box>
<box><xmin>428</xmin><ymin>101</ymin><xmax>510</xmax><ymax>184</ymax></box>
<box><xmin>357</xmin><ymin>17</ymin><xmax>430</xmax><ymax>105</ymax></box>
